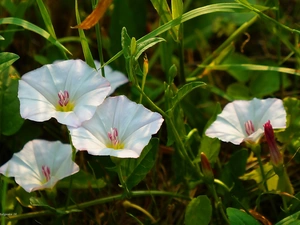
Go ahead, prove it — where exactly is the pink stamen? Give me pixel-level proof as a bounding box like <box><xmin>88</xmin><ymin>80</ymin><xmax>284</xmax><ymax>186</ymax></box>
<box><xmin>245</xmin><ymin>120</ymin><xmax>255</xmax><ymax>136</ymax></box>
<box><xmin>42</xmin><ymin>165</ymin><xmax>51</xmax><ymax>182</ymax></box>
<box><xmin>108</xmin><ymin>128</ymin><xmax>119</xmax><ymax>146</ymax></box>
<box><xmin>58</xmin><ymin>90</ymin><xmax>70</xmax><ymax>107</ymax></box>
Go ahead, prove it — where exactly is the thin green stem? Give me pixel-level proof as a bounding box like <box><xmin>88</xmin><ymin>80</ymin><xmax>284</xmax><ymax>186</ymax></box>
<box><xmin>117</xmin><ymin>164</ymin><xmax>130</xmax><ymax>196</ymax></box>
<box><xmin>95</xmin><ymin>23</ymin><xmax>105</xmax><ymax>77</ymax></box>
<box><xmin>209</xmin><ymin>184</ymin><xmax>230</xmax><ymax>224</ymax></box>
<box><xmin>135</xmin><ymin>85</ymin><xmax>168</xmax><ymax>118</ymax></box>
<box><xmin>5</xmin><ymin>190</ymin><xmax>191</xmax><ymax>222</ymax></box>
<box><xmin>250</xmin><ymin>144</ymin><xmax>269</xmax><ymax>192</ymax></box>
<box><xmin>91</xmin><ymin>0</ymin><xmax>106</xmax><ymax>77</ymax></box>
<box><xmin>256</xmin><ymin>152</ymin><xmax>269</xmax><ymax>192</ymax></box>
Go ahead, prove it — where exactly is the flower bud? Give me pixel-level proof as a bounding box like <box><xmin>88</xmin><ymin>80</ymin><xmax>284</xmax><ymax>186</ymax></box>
<box><xmin>200</xmin><ymin>152</ymin><xmax>214</xmax><ymax>185</ymax></box>
<box><xmin>263</xmin><ymin>120</ymin><xmax>283</xmax><ymax>173</ymax></box>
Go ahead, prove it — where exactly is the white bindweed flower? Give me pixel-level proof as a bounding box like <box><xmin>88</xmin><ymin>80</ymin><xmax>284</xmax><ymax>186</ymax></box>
<box><xmin>94</xmin><ymin>61</ymin><xmax>128</xmax><ymax>95</ymax></box>
<box><xmin>68</xmin><ymin>95</ymin><xmax>164</xmax><ymax>158</ymax></box>
<box><xmin>18</xmin><ymin>59</ymin><xmax>111</xmax><ymax>127</ymax></box>
<box><xmin>205</xmin><ymin>98</ymin><xmax>286</xmax><ymax>145</ymax></box>
<box><xmin>0</xmin><ymin>140</ymin><xmax>79</xmax><ymax>192</ymax></box>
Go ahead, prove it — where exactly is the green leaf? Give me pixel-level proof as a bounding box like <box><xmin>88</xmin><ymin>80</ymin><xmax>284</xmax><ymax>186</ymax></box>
<box><xmin>121</xmin><ymin>27</ymin><xmax>132</xmax><ymax>60</ymax></box>
<box><xmin>171</xmin><ymin>0</ymin><xmax>183</xmax><ymax>21</ymax></box>
<box><xmin>185</xmin><ymin>195</ymin><xmax>212</xmax><ymax>225</ymax></box>
<box><xmin>56</xmin><ymin>170</ymin><xmax>106</xmax><ymax>189</ymax></box>
<box><xmin>227</xmin><ymin>207</ymin><xmax>260</xmax><ymax>225</ymax></box>
<box><xmin>36</xmin><ymin>0</ymin><xmax>57</xmax><ymax>39</ymax></box>
<box><xmin>134</xmin><ymin>37</ymin><xmax>165</xmax><ymax>61</ymax></box>
<box><xmin>74</xmin><ymin>0</ymin><xmax>95</xmax><ymax>68</ymax></box>
<box><xmin>0</xmin><ymin>52</ymin><xmax>19</xmax><ymax>72</ymax></box>
<box><xmin>198</xmin><ymin>63</ymin><xmax>300</xmax><ymax>76</ymax></box>
<box><xmin>0</xmin><ymin>17</ymin><xmax>71</xmax><ymax>55</ymax></box>
<box><xmin>199</xmin><ymin>102</ymin><xmax>221</xmax><ymax>164</ymax></box>
<box><xmin>0</xmin><ymin>66</ymin><xmax>24</xmax><ymax>135</ymax></box>
<box><xmin>199</xmin><ymin>135</ymin><xmax>220</xmax><ymax>165</ymax></box>
<box><xmin>120</xmin><ymin>138</ymin><xmax>159</xmax><ymax>191</ymax></box>
<box><xmin>171</xmin><ymin>0</ymin><xmax>183</xmax><ymax>41</ymax></box>
<box><xmin>0</xmin><ymin>35</ymin><xmax>4</xmax><ymax>40</ymax></box>
<box><xmin>275</xmin><ymin>211</ymin><xmax>300</xmax><ymax>225</ymax></box>
<box><xmin>168</xmin><ymin>81</ymin><xmax>206</xmax><ymax>112</ymax></box>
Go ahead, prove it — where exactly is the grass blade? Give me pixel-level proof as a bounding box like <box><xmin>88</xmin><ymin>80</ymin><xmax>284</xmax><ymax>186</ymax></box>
<box><xmin>0</xmin><ymin>17</ymin><xmax>71</xmax><ymax>55</ymax></box>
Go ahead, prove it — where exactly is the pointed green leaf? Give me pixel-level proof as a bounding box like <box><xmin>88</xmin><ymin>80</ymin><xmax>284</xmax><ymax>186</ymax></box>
<box><xmin>36</xmin><ymin>0</ymin><xmax>57</xmax><ymax>39</ymax></box>
<box><xmin>134</xmin><ymin>37</ymin><xmax>165</xmax><ymax>61</ymax></box>
<box><xmin>0</xmin><ymin>17</ymin><xmax>71</xmax><ymax>55</ymax></box>
<box><xmin>171</xmin><ymin>0</ymin><xmax>183</xmax><ymax>20</ymax></box>
<box><xmin>198</xmin><ymin>64</ymin><xmax>300</xmax><ymax>76</ymax></box>
<box><xmin>0</xmin><ymin>66</ymin><xmax>24</xmax><ymax>135</ymax></box>
<box><xmin>185</xmin><ymin>195</ymin><xmax>212</xmax><ymax>225</ymax></box>
<box><xmin>121</xmin><ymin>27</ymin><xmax>132</xmax><ymax>59</ymax></box>
<box><xmin>0</xmin><ymin>52</ymin><xmax>19</xmax><ymax>72</ymax></box>
<box><xmin>171</xmin><ymin>0</ymin><xmax>183</xmax><ymax>40</ymax></box>
<box><xmin>0</xmin><ymin>35</ymin><xmax>4</xmax><ymax>40</ymax></box>
<box><xmin>227</xmin><ymin>207</ymin><xmax>260</xmax><ymax>225</ymax></box>
<box><xmin>121</xmin><ymin>138</ymin><xmax>159</xmax><ymax>191</ymax></box>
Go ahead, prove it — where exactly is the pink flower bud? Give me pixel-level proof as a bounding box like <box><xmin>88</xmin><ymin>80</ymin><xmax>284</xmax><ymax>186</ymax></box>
<box><xmin>263</xmin><ymin>120</ymin><xmax>283</xmax><ymax>168</ymax></box>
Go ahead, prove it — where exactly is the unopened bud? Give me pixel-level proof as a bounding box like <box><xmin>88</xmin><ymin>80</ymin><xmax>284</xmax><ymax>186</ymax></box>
<box><xmin>143</xmin><ymin>54</ymin><xmax>148</xmax><ymax>76</ymax></box>
<box><xmin>263</xmin><ymin>120</ymin><xmax>284</xmax><ymax>173</ymax></box>
<box><xmin>200</xmin><ymin>152</ymin><xmax>214</xmax><ymax>185</ymax></box>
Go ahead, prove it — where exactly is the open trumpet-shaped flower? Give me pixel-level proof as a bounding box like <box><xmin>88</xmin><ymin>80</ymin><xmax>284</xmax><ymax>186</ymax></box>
<box><xmin>0</xmin><ymin>140</ymin><xmax>79</xmax><ymax>192</ymax></box>
<box><xmin>205</xmin><ymin>98</ymin><xmax>286</xmax><ymax>145</ymax></box>
<box><xmin>94</xmin><ymin>61</ymin><xmax>128</xmax><ymax>95</ymax></box>
<box><xmin>18</xmin><ymin>59</ymin><xmax>111</xmax><ymax>127</ymax></box>
<box><xmin>69</xmin><ymin>95</ymin><xmax>164</xmax><ymax>158</ymax></box>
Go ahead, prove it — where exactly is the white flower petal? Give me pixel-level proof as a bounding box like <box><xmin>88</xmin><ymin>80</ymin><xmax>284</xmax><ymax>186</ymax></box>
<box><xmin>205</xmin><ymin>98</ymin><xmax>286</xmax><ymax>145</ymax></box>
<box><xmin>0</xmin><ymin>140</ymin><xmax>79</xmax><ymax>192</ymax></box>
<box><xmin>18</xmin><ymin>59</ymin><xmax>111</xmax><ymax>127</ymax></box>
<box><xmin>69</xmin><ymin>95</ymin><xmax>164</xmax><ymax>158</ymax></box>
<box><xmin>94</xmin><ymin>61</ymin><xmax>128</xmax><ymax>94</ymax></box>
